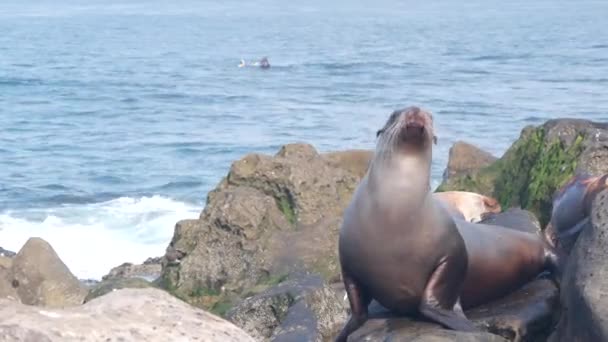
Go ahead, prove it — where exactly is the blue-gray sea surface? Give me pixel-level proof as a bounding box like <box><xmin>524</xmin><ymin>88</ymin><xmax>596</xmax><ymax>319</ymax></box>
<box><xmin>1</xmin><ymin>0</ymin><xmax>607</xmax><ymax>279</ymax></box>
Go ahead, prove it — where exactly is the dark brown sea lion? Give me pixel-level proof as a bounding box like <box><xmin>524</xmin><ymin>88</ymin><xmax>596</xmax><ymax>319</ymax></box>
<box><xmin>479</xmin><ymin>208</ymin><xmax>541</xmax><ymax>234</ymax></box>
<box><xmin>335</xmin><ymin>106</ymin><xmax>563</xmax><ymax>342</ymax></box>
<box><xmin>544</xmin><ymin>173</ymin><xmax>608</xmax><ymax>254</ymax></box>
<box><xmin>433</xmin><ymin>191</ymin><xmax>502</xmax><ymax>223</ymax></box>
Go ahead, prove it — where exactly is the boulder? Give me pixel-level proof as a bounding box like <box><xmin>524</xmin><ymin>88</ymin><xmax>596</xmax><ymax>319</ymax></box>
<box><xmin>345</xmin><ymin>278</ymin><xmax>558</xmax><ymax>342</ymax></box>
<box><xmin>0</xmin><ymin>267</ymin><xmax>19</xmax><ymax>302</ymax></box>
<box><xmin>227</xmin><ymin>274</ymin><xmax>347</xmax><ymax>342</ymax></box>
<box><xmin>321</xmin><ymin>149</ymin><xmax>372</xmax><ymax>179</ymax></box>
<box><xmin>84</xmin><ymin>277</ymin><xmax>155</xmax><ymax>303</ymax></box>
<box><xmin>437</xmin><ymin>119</ymin><xmax>608</xmax><ymax>227</ymax></box>
<box><xmin>442</xmin><ymin>141</ymin><xmax>498</xmax><ymax>181</ymax></box>
<box><xmin>0</xmin><ymin>288</ymin><xmax>256</xmax><ymax>342</ymax></box>
<box><xmin>102</xmin><ymin>259</ymin><xmax>162</xmax><ymax>282</ymax></box>
<box><xmin>9</xmin><ymin>237</ymin><xmax>88</xmax><ymax>307</ymax></box>
<box><xmin>548</xmin><ymin>189</ymin><xmax>608</xmax><ymax>341</ymax></box>
<box><xmin>159</xmin><ymin>143</ymin><xmax>361</xmax><ymax>310</ymax></box>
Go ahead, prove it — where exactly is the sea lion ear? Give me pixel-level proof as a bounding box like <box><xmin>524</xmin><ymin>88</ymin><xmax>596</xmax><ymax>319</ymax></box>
<box><xmin>376</xmin><ymin>129</ymin><xmax>384</xmax><ymax>137</ymax></box>
<box><xmin>433</xmin><ymin>135</ymin><xmax>438</xmax><ymax>144</ymax></box>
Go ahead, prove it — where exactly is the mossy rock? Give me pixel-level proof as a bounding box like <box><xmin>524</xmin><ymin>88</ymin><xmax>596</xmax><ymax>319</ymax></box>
<box><xmin>84</xmin><ymin>277</ymin><xmax>156</xmax><ymax>303</ymax></box>
<box><xmin>437</xmin><ymin>125</ymin><xmax>586</xmax><ymax>227</ymax></box>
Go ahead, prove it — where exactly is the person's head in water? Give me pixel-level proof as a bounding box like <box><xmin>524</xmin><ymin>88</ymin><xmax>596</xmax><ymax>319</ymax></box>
<box><xmin>259</xmin><ymin>57</ymin><xmax>270</xmax><ymax>69</ymax></box>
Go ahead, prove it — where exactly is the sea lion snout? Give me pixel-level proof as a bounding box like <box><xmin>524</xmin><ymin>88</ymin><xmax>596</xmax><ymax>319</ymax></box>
<box><xmin>399</xmin><ymin>107</ymin><xmax>433</xmax><ymax>144</ymax></box>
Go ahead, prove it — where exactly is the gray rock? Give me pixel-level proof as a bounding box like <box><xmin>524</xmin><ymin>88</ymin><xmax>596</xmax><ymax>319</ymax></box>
<box><xmin>9</xmin><ymin>237</ymin><xmax>87</xmax><ymax>307</ymax></box>
<box><xmin>160</xmin><ymin>143</ymin><xmax>361</xmax><ymax>307</ymax></box>
<box><xmin>227</xmin><ymin>275</ymin><xmax>347</xmax><ymax>342</ymax></box>
<box><xmin>0</xmin><ymin>288</ymin><xmax>256</xmax><ymax>342</ymax></box>
<box><xmin>321</xmin><ymin>149</ymin><xmax>372</xmax><ymax>179</ymax></box>
<box><xmin>543</xmin><ymin>119</ymin><xmax>608</xmax><ymax>176</ymax></box>
<box><xmin>442</xmin><ymin>141</ymin><xmax>498</xmax><ymax>182</ymax></box>
<box><xmin>548</xmin><ymin>189</ymin><xmax>608</xmax><ymax>342</ymax></box>
<box><xmin>347</xmin><ymin>319</ymin><xmax>508</xmax><ymax>342</ymax></box>
<box><xmin>102</xmin><ymin>260</ymin><xmax>161</xmax><ymax>282</ymax></box>
<box><xmin>468</xmin><ymin>279</ymin><xmax>558</xmax><ymax>342</ymax></box>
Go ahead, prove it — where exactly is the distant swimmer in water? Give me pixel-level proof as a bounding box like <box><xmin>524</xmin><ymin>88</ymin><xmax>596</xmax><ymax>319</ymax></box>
<box><xmin>258</xmin><ymin>57</ymin><xmax>270</xmax><ymax>69</ymax></box>
<box><xmin>238</xmin><ymin>57</ymin><xmax>270</xmax><ymax>69</ymax></box>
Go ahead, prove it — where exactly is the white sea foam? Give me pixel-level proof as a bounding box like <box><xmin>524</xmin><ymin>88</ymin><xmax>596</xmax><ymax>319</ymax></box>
<box><xmin>0</xmin><ymin>196</ymin><xmax>200</xmax><ymax>280</ymax></box>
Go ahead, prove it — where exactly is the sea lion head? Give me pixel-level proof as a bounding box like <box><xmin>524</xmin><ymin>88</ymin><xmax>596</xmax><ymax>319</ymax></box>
<box><xmin>482</xmin><ymin>196</ymin><xmax>502</xmax><ymax>214</ymax></box>
<box><xmin>375</xmin><ymin>106</ymin><xmax>437</xmax><ymax>158</ymax></box>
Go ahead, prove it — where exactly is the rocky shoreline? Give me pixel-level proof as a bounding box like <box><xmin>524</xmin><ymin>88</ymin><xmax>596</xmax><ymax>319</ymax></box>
<box><xmin>1</xmin><ymin>118</ymin><xmax>607</xmax><ymax>341</ymax></box>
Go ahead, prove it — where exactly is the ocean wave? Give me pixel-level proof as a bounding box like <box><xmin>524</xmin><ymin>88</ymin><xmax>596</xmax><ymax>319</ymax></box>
<box><xmin>0</xmin><ymin>195</ymin><xmax>200</xmax><ymax>280</ymax></box>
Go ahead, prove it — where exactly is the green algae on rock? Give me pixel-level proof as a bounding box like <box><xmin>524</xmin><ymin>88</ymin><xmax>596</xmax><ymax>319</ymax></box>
<box><xmin>157</xmin><ymin>143</ymin><xmax>362</xmax><ymax>314</ymax></box>
<box><xmin>438</xmin><ymin>119</ymin><xmax>608</xmax><ymax>227</ymax></box>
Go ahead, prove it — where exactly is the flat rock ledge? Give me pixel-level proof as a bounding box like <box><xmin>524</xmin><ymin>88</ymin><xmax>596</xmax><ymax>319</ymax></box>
<box><xmin>344</xmin><ymin>278</ymin><xmax>558</xmax><ymax>342</ymax></box>
<box><xmin>0</xmin><ymin>287</ymin><xmax>256</xmax><ymax>342</ymax></box>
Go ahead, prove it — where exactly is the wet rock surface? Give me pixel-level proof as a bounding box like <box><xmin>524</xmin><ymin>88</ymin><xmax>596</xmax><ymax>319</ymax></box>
<box><xmin>0</xmin><ymin>288</ymin><xmax>256</xmax><ymax>342</ymax></box>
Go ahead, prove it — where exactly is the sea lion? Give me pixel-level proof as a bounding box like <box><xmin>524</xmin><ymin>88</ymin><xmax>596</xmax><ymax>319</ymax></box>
<box><xmin>335</xmin><ymin>106</ymin><xmax>563</xmax><ymax>342</ymax></box>
<box><xmin>479</xmin><ymin>208</ymin><xmax>541</xmax><ymax>234</ymax></box>
<box><xmin>433</xmin><ymin>191</ymin><xmax>502</xmax><ymax>223</ymax></box>
<box><xmin>544</xmin><ymin>173</ymin><xmax>608</xmax><ymax>253</ymax></box>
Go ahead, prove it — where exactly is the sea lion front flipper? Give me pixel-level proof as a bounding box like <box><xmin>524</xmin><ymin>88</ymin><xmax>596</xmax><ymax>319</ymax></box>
<box><xmin>419</xmin><ymin>257</ymin><xmax>478</xmax><ymax>332</ymax></box>
<box><xmin>334</xmin><ymin>272</ymin><xmax>371</xmax><ymax>342</ymax></box>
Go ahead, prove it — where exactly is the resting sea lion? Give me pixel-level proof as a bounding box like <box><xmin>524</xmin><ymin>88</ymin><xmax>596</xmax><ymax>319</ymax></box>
<box><xmin>544</xmin><ymin>173</ymin><xmax>608</xmax><ymax>253</ymax></box>
<box><xmin>335</xmin><ymin>106</ymin><xmax>563</xmax><ymax>342</ymax></box>
<box><xmin>479</xmin><ymin>208</ymin><xmax>542</xmax><ymax>234</ymax></box>
<box><xmin>433</xmin><ymin>191</ymin><xmax>502</xmax><ymax>223</ymax></box>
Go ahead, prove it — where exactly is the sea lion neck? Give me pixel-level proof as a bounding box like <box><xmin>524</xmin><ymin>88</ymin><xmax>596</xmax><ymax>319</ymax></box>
<box><xmin>367</xmin><ymin>150</ymin><xmax>432</xmax><ymax>204</ymax></box>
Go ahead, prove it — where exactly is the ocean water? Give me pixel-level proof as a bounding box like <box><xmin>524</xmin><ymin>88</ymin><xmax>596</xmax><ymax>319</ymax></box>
<box><xmin>1</xmin><ymin>0</ymin><xmax>607</xmax><ymax>280</ymax></box>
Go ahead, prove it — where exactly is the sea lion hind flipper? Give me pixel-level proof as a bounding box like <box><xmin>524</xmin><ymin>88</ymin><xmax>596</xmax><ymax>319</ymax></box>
<box><xmin>419</xmin><ymin>258</ymin><xmax>478</xmax><ymax>332</ymax></box>
<box><xmin>334</xmin><ymin>272</ymin><xmax>371</xmax><ymax>342</ymax></box>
